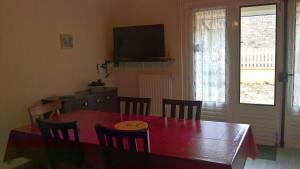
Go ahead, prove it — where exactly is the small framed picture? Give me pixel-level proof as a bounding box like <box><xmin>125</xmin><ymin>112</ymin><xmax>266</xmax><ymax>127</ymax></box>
<box><xmin>60</xmin><ymin>34</ymin><xmax>73</xmax><ymax>49</ymax></box>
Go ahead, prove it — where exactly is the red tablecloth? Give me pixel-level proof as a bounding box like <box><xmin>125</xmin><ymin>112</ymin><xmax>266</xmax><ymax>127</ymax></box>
<box><xmin>4</xmin><ymin>110</ymin><xmax>257</xmax><ymax>169</ymax></box>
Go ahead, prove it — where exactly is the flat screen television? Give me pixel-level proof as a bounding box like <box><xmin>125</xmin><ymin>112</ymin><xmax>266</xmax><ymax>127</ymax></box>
<box><xmin>113</xmin><ymin>24</ymin><xmax>165</xmax><ymax>60</ymax></box>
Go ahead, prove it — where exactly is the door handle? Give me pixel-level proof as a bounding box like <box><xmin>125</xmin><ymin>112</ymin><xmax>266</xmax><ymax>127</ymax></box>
<box><xmin>278</xmin><ymin>72</ymin><xmax>294</xmax><ymax>82</ymax></box>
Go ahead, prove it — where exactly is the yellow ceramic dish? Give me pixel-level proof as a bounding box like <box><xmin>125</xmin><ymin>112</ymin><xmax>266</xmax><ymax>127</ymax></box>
<box><xmin>114</xmin><ymin>120</ymin><xmax>148</xmax><ymax>131</ymax></box>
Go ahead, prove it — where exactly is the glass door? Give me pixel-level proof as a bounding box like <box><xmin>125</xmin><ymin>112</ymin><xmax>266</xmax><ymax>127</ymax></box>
<box><xmin>189</xmin><ymin>0</ymin><xmax>285</xmax><ymax>146</ymax></box>
<box><xmin>285</xmin><ymin>0</ymin><xmax>300</xmax><ymax>148</ymax></box>
<box><xmin>232</xmin><ymin>1</ymin><xmax>284</xmax><ymax>146</ymax></box>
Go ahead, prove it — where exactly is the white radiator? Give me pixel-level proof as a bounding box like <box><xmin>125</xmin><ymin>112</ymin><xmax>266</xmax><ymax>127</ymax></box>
<box><xmin>139</xmin><ymin>74</ymin><xmax>173</xmax><ymax>116</ymax></box>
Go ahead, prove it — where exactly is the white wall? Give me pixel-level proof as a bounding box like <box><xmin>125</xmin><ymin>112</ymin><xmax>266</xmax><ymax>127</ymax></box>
<box><xmin>0</xmin><ymin>0</ymin><xmax>115</xmax><ymax>145</ymax></box>
<box><xmin>111</xmin><ymin>0</ymin><xmax>183</xmax><ymax>99</ymax></box>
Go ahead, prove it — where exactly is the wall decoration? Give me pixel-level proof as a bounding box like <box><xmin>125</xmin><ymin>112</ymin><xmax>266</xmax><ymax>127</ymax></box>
<box><xmin>60</xmin><ymin>33</ymin><xmax>73</xmax><ymax>49</ymax></box>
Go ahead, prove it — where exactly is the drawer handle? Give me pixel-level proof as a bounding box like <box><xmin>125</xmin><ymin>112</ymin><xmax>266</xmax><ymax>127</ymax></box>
<box><xmin>96</xmin><ymin>99</ymin><xmax>100</xmax><ymax>103</ymax></box>
<box><xmin>106</xmin><ymin>96</ymin><xmax>111</xmax><ymax>100</ymax></box>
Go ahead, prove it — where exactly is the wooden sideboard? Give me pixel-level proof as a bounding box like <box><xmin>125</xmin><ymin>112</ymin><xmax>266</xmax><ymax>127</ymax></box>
<box><xmin>42</xmin><ymin>87</ymin><xmax>118</xmax><ymax>113</ymax></box>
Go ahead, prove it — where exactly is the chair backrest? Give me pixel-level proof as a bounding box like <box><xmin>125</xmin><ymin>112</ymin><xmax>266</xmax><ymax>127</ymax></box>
<box><xmin>117</xmin><ymin>96</ymin><xmax>151</xmax><ymax>116</ymax></box>
<box><xmin>36</xmin><ymin>119</ymin><xmax>82</xmax><ymax>166</ymax></box>
<box><xmin>95</xmin><ymin>124</ymin><xmax>150</xmax><ymax>169</ymax></box>
<box><xmin>28</xmin><ymin>101</ymin><xmax>62</xmax><ymax>124</ymax></box>
<box><xmin>37</xmin><ymin>119</ymin><xmax>80</xmax><ymax>142</ymax></box>
<box><xmin>162</xmin><ymin>99</ymin><xmax>202</xmax><ymax>120</ymax></box>
<box><xmin>94</xmin><ymin>124</ymin><xmax>149</xmax><ymax>153</ymax></box>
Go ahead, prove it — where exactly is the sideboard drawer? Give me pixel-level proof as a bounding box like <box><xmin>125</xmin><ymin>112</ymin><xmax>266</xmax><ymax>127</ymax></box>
<box><xmin>42</xmin><ymin>87</ymin><xmax>118</xmax><ymax>113</ymax></box>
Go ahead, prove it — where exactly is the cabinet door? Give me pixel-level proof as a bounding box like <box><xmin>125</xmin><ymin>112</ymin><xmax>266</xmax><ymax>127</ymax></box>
<box><xmin>103</xmin><ymin>91</ymin><xmax>118</xmax><ymax>112</ymax></box>
<box><xmin>86</xmin><ymin>95</ymin><xmax>97</xmax><ymax>110</ymax></box>
<box><xmin>95</xmin><ymin>91</ymin><xmax>118</xmax><ymax>112</ymax></box>
<box><xmin>94</xmin><ymin>94</ymin><xmax>105</xmax><ymax>111</ymax></box>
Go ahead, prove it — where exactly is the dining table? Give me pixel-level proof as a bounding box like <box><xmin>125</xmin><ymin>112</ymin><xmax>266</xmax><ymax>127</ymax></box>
<box><xmin>4</xmin><ymin>110</ymin><xmax>257</xmax><ymax>169</ymax></box>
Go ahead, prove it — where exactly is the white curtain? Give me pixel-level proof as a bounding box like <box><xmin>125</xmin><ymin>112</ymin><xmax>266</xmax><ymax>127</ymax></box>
<box><xmin>293</xmin><ymin>2</ymin><xmax>300</xmax><ymax>112</ymax></box>
<box><xmin>193</xmin><ymin>9</ymin><xmax>227</xmax><ymax>110</ymax></box>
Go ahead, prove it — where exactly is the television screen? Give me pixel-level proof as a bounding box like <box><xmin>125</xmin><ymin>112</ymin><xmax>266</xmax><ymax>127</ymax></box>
<box><xmin>113</xmin><ymin>24</ymin><xmax>165</xmax><ymax>60</ymax></box>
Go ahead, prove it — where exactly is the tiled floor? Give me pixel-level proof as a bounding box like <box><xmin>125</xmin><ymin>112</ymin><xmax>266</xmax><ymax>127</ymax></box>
<box><xmin>245</xmin><ymin>148</ymin><xmax>300</xmax><ymax>169</ymax></box>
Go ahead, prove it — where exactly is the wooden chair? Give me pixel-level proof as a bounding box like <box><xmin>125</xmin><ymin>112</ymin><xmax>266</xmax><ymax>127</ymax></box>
<box><xmin>36</xmin><ymin>119</ymin><xmax>83</xmax><ymax>169</ymax></box>
<box><xmin>94</xmin><ymin>124</ymin><xmax>150</xmax><ymax>169</ymax></box>
<box><xmin>117</xmin><ymin>96</ymin><xmax>151</xmax><ymax>116</ymax></box>
<box><xmin>28</xmin><ymin>101</ymin><xmax>62</xmax><ymax>124</ymax></box>
<box><xmin>162</xmin><ymin>99</ymin><xmax>202</xmax><ymax>120</ymax></box>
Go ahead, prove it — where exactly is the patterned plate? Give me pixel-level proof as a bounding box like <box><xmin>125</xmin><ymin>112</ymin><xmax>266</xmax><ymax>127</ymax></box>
<box><xmin>114</xmin><ymin>120</ymin><xmax>148</xmax><ymax>131</ymax></box>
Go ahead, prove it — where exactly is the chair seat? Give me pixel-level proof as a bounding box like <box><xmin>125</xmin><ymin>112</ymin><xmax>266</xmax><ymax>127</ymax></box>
<box><xmin>0</xmin><ymin>163</ymin><xmax>12</xmax><ymax>169</ymax></box>
<box><xmin>0</xmin><ymin>161</ymin><xmax>39</xmax><ymax>169</ymax></box>
<box><xmin>0</xmin><ymin>158</ymin><xmax>40</xmax><ymax>169</ymax></box>
<box><xmin>14</xmin><ymin>161</ymin><xmax>40</xmax><ymax>169</ymax></box>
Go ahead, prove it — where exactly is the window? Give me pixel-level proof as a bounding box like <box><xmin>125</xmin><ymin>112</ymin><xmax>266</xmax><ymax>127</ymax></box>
<box><xmin>193</xmin><ymin>9</ymin><xmax>227</xmax><ymax>109</ymax></box>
